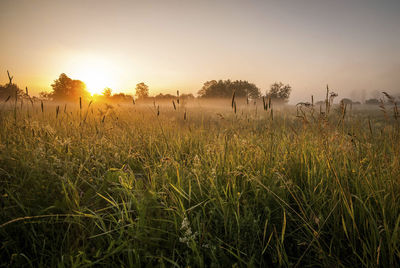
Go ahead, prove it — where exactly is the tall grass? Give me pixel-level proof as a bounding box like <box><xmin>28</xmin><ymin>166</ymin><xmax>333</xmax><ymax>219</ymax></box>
<box><xmin>0</xmin><ymin>98</ymin><xmax>399</xmax><ymax>267</ymax></box>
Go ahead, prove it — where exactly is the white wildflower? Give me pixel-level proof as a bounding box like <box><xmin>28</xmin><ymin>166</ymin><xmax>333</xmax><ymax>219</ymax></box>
<box><xmin>181</xmin><ymin>217</ymin><xmax>190</xmax><ymax>230</ymax></box>
<box><xmin>179</xmin><ymin>217</ymin><xmax>198</xmax><ymax>246</ymax></box>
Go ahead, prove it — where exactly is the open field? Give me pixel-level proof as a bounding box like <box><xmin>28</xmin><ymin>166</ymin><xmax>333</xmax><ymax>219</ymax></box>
<box><xmin>0</xmin><ymin>99</ymin><xmax>399</xmax><ymax>267</ymax></box>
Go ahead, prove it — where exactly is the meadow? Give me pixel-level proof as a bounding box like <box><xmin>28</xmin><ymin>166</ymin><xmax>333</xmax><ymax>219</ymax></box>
<box><xmin>0</xmin><ymin>97</ymin><xmax>399</xmax><ymax>267</ymax></box>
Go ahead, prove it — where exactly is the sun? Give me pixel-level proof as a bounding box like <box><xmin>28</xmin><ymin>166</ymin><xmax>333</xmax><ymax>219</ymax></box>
<box><xmin>79</xmin><ymin>69</ymin><xmax>114</xmax><ymax>95</ymax></box>
<box><xmin>70</xmin><ymin>56</ymin><xmax>119</xmax><ymax>95</ymax></box>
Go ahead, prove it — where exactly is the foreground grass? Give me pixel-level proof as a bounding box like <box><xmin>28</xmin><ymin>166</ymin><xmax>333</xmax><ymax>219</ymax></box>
<box><xmin>0</xmin><ymin>100</ymin><xmax>399</xmax><ymax>267</ymax></box>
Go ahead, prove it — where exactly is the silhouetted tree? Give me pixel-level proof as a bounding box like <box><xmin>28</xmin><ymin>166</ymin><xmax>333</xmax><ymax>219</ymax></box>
<box><xmin>365</xmin><ymin>98</ymin><xmax>379</xmax><ymax>105</ymax></box>
<box><xmin>154</xmin><ymin>93</ymin><xmax>175</xmax><ymax>100</ymax></box>
<box><xmin>0</xmin><ymin>71</ymin><xmax>24</xmax><ymax>100</ymax></box>
<box><xmin>95</xmin><ymin>87</ymin><xmax>134</xmax><ymax>103</ymax></box>
<box><xmin>49</xmin><ymin>73</ymin><xmax>89</xmax><ymax>101</ymax></box>
<box><xmin>340</xmin><ymin>98</ymin><xmax>353</xmax><ymax>105</ymax></box>
<box><xmin>198</xmin><ymin>80</ymin><xmax>260</xmax><ymax>98</ymax></box>
<box><xmin>39</xmin><ymin>91</ymin><xmax>52</xmax><ymax>100</ymax></box>
<box><xmin>102</xmin><ymin>88</ymin><xmax>112</xmax><ymax>98</ymax></box>
<box><xmin>267</xmin><ymin>82</ymin><xmax>291</xmax><ymax>103</ymax></box>
<box><xmin>135</xmin><ymin>83</ymin><xmax>149</xmax><ymax>99</ymax></box>
<box><xmin>0</xmin><ymin>83</ymin><xmax>24</xmax><ymax>100</ymax></box>
<box><xmin>180</xmin><ymin>93</ymin><xmax>194</xmax><ymax>99</ymax></box>
<box><xmin>198</xmin><ymin>80</ymin><xmax>218</xmax><ymax>97</ymax></box>
<box><xmin>111</xmin><ymin>92</ymin><xmax>133</xmax><ymax>102</ymax></box>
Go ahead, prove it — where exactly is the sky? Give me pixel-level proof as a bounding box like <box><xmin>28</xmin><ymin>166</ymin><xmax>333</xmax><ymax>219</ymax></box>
<box><xmin>1</xmin><ymin>0</ymin><xmax>399</xmax><ymax>103</ymax></box>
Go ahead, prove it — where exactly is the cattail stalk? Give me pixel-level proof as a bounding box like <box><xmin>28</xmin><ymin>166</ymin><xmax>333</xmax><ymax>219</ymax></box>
<box><xmin>82</xmin><ymin>101</ymin><xmax>93</xmax><ymax>123</ymax></box>
<box><xmin>231</xmin><ymin>91</ymin><xmax>236</xmax><ymax>109</ymax></box>
<box><xmin>325</xmin><ymin>85</ymin><xmax>329</xmax><ymax>115</ymax></box>
<box><xmin>263</xmin><ymin>96</ymin><xmax>266</xmax><ymax>110</ymax></box>
<box><xmin>79</xmin><ymin>97</ymin><xmax>82</xmax><ymax>120</ymax></box>
<box><xmin>7</xmin><ymin>70</ymin><xmax>13</xmax><ymax>85</ymax></box>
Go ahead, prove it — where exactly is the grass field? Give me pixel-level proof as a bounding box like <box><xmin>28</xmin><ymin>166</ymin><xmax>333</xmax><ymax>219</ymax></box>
<box><xmin>0</xmin><ymin>98</ymin><xmax>399</xmax><ymax>267</ymax></box>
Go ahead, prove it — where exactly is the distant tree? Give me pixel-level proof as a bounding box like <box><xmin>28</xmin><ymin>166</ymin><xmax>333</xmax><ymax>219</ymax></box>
<box><xmin>49</xmin><ymin>73</ymin><xmax>90</xmax><ymax>101</ymax></box>
<box><xmin>181</xmin><ymin>93</ymin><xmax>195</xmax><ymax>99</ymax></box>
<box><xmin>102</xmin><ymin>88</ymin><xmax>112</xmax><ymax>98</ymax></box>
<box><xmin>198</xmin><ymin>79</ymin><xmax>260</xmax><ymax>98</ymax></box>
<box><xmin>154</xmin><ymin>93</ymin><xmax>175</xmax><ymax>100</ymax></box>
<box><xmin>365</xmin><ymin>98</ymin><xmax>380</xmax><ymax>105</ymax></box>
<box><xmin>198</xmin><ymin>80</ymin><xmax>218</xmax><ymax>97</ymax></box>
<box><xmin>135</xmin><ymin>83</ymin><xmax>149</xmax><ymax>99</ymax></box>
<box><xmin>96</xmin><ymin>87</ymin><xmax>134</xmax><ymax>103</ymax></box>
<box><xmin>153</xmin><ymin>93</ymin><xmax>194</xmax><ymax>100</ymax></box>
<box><xmin>39</xmin><ymin>91</ymin><xmax>52</xmax><ymax>100</ymax></box>
<box><xmin>340</xmin><ymin>98</ymin><xmax>353</xmax><ymax>105</ymax></box>
<box><xmin>111</xmin><ymin>92</ymin><xmax>133</xmax><ymax>102</ymax></box>
<box><xmin>267</xmin><ymin>82</ymin><xmax>291</xmax><ymax>103</ymax></box>
<box><xmin>0</xmin><ymin>70</ymin><xmax>24</xmax><ymax>100</ymax></box>
<box><xmin>0</xmin><ymin>83</ymin><xmax>24</xmax><ymax>100</ymax></box>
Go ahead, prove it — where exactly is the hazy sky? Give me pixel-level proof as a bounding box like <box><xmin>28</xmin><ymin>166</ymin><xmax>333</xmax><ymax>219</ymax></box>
<box><xmin>1</xmin><ymin>0</ymin><xmax>399</xmax><ymax>102</ymax></box>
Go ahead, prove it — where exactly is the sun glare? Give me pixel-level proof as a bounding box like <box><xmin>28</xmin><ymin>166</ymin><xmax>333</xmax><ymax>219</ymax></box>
<box><xmin>80</xmin><ymin>69</ymin><xmax>114</xmax><ymax>95</ymax></box>
<box><xmin>69</xmin><ymin>55</ymin><xmax>119</xmax><ymax>95</ymax></box>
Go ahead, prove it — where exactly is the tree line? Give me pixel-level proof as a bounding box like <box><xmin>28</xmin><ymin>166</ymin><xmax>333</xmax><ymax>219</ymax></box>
<box><xmin>8</xmin><ymin>73</ymin><xmax>292</xmax><ymax>103</ymax></box>
<box><xmin>197</xmin><ymin>79</ymin><xmax>291</xmax><ymax>103</ymax></box>
<box><xmin>3</xmin><ymin>71</ymin><xmax>396</xmax><ymax>105</ymax></box>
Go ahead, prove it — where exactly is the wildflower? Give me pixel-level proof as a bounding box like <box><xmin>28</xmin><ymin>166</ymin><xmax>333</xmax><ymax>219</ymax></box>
<box><xmin>181</xmin><ymin>217</ymin><xmax>190</xmax><ymax>230</ymax></box>
<box><xmin>179</xmin><ymin>217</ymin><xmax>198</xmax><ymax>246</ymax></box>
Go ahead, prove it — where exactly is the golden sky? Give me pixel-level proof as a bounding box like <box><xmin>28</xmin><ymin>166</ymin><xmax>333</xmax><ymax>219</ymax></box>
<box><xmin>1</xmin><ymin>0</ymin><xmax>399</xmax><ymax>102</ymax></box>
